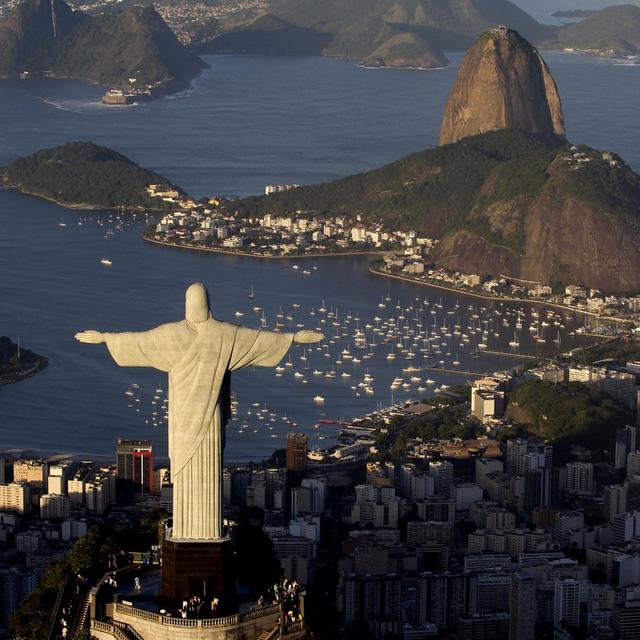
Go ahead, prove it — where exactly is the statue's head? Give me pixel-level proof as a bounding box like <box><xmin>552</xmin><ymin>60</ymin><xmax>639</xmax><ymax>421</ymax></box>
<box><xmin>185</xmin><ymin>283</ymin><xmax>211</xmax><ymax>325</ymax></box>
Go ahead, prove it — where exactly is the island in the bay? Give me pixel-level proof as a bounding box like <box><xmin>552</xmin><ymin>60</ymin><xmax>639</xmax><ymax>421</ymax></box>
<box><xmin>0</xmin><ymin>336</ymin><xmax>47</xmax><ymax>385</ymax></box>
<box><xmin>0</xmin><ymin>0</ymin><xmax>207</xmax><ymax>102</ymax></box>
<box><xmin>0</xmin><ymin>141</ymin><xmax>184</xmax><ymax>210</ymax></box>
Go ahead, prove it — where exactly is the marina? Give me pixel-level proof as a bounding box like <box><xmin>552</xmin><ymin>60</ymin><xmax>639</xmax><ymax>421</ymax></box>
<box><xmin>1</xmin><ymin>52</ymin><xmax>639</xmax><ymax>461</ymax></box>
<box><xmin>0</xmin><ymin>195</ymin><xmax>601</xmax><ymax>461</ymax></box>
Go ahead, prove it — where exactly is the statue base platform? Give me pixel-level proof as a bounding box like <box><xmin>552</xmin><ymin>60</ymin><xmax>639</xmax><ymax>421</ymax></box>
<box><xmin>160</xmin><ymin>536</ymin><xmax>235</xmax><ymax>614</ymax></box>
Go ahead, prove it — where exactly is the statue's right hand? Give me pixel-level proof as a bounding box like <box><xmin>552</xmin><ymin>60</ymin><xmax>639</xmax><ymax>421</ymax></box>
<box><xmin>74</xmin><ymin>330</ymin><xmax>105</xmax><ymax>344</ymax></box>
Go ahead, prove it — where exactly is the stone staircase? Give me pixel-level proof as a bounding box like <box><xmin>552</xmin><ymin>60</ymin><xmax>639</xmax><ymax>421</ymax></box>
<box><xmin>75</xmin><ymin>592</ymin><xmax>91</xmax><ymax>629</ymax></box>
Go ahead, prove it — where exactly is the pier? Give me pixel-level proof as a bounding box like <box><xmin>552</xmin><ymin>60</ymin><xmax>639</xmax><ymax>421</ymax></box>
<box><xmin>483</xmin><ymin>350</ymin><xmax>538</xmax><ymax>360</ymax></box>
<box><xmin>424</xmin><ymin>366</ymin><xmax>487</xmax><ymax>378</ymax></box>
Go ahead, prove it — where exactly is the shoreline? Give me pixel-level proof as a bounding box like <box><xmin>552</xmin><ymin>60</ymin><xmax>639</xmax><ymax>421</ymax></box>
<box><xmin>2</xmin><ymin>69</ymin><xmax>203</xmax><ymax>104</ymax></box>
<box><xmin>0</xmin><ymin>185</ymin><xmax>170</xmax><ymax>213</ymax></box>
<box><xmin>367</xmin><ymin>265</ymin><xmax>632</xmax><ymax>324</ymax></box>
<box><xmin>142</xmin><ymin>234</ymin><xmax>390</xmax><ymax>260</ymax></box>
<box><xmin>0</xmin><ymin>354</ymin><xmax>48</xmax><ymax>385</ymax></box>
<box><xmin>141</xmin><ymin>236</ymin><xmax>635</xmax><ymax>324</ymax></box>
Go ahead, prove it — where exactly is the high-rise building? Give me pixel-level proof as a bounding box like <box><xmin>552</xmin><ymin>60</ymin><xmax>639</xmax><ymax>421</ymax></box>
<box><xmin>506</xmin><ymin>439</ymin><xmax>528</xmax><ymax>476</ymax></box>
<box><xmin>616</xmin><ymin>426</ymin><xmax>637</xmax><ymax>469</ymax></box>
<box><xmin>604</xmin><ymin>484</ymin><xmax>627</xmax><ymax>522</ymax></box>
<box><xmin>13</xmin><ymin>459</ymin><xmax>47</xmax><ymax>489</ymax></box>
<box><xmin>627</xmin><ymin>450</ymin><xmax>640</xmax><ymax>477</ymax></box>
<box><xmin>459</xmin><ymin>612</ymin><xmax>509</xmax><ymax>640</ymax></box>
<box><xmin>553</xmin><ymin>578</ymin><xmax>581</xmax><ymax>628</ymax></box>
<box><xmin>613</xmin><ymin>511</ymin><xmax>640</xmax><ymax>545</ymax></box>
<box><xmin>48</xmin><ymin>464</ymin><xmax>69</xmax><ymax>495</ymax></box>
<box><xmin>467</xmin><ymin>571</ymin><xmax>510</xmax><ymax>614</ymax></box>
<box><xmin>429</xmin><ymin>461</ymin><xmax>453</xmax><ymax>497</ymax></box>
<box><xmin>416</xmin><ymin>572</ymin><xmax>466</xmax><ymax>630</ymax></box>
<box><xmin>0</xmin><ymin>566</ymin><xmax>38</xmax><ymax>627</ymax></box>
<box><xmin>40</xmin><ymin>493</ymin><xmax>70</xmax><ymax>519</ymax></box>
<box><xmin>230</xmin><ymin>468</ymin><xmax>251</xmax><ymax>507</ymax></box>
<box><xmin>0</xmin><ymin>483</ymin><xmax>30</xmax><ymax>514</ymax></box>
<box><xmin>566</xmin><ymin>462</ymin><xmax>593</xmax><ymax>496</ymax></box>
<box><xmin>286</xmin><ymin>433</ymin><xmax>308</xmax><ymax>472</ymax></box>
<box><xmin>339</xmin><ymin>572</ymin><xmax>402</xmax><ymax>628</ymax></box>
<box><xmin>116</xmin><ymin>438</ymin><xmax>153</xmax><ymax>500</ymax></box>
<box><xmin>611</xmin><ymin>599</ymin><xmax>640</xmax><ymax>640</ymax></box>
<box><xmin>509</xmin><ymin>571</ymin><xmax>536</xmax><ymax>640</ymax></box>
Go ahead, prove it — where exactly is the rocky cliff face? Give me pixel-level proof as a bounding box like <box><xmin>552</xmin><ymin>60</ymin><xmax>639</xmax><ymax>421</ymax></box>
<box><xmin>439</xmin><ymin>26</ymin><xmax>565</xmax><ymax>145</ymax></box>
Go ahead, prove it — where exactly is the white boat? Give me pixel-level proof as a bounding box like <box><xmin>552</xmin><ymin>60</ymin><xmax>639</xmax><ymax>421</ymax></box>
<box><xmin>313</xmin><ymin>395</ymin><xmax>325</xmax><ymax>404</ymax></box>
<box><xmin>235</xmin><ymin>311</ymin><xmax>244</xmax><ymax>317</ymax></box>
<box><xmin>100</xmin><ymin>258</ymin><xmax>112</xmax><ymax>266</ymax></box>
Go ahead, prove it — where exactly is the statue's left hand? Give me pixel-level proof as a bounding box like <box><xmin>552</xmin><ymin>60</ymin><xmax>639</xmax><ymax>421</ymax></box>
<box><xmin>294</xmin><ymin>330</ymin><xmax>324</xmax><ymax>344</ymax></box>
<box><xmin>75</xmin><ymin>330</ymin><xmax>105</xmax><ymax>344</ymax></box>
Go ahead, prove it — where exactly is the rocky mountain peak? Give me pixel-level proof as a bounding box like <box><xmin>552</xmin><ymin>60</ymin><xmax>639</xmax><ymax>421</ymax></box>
<box><xmin>439</xmin><ymin>26</ymin><xmax>565</xmax><ymax>146</ymax></box>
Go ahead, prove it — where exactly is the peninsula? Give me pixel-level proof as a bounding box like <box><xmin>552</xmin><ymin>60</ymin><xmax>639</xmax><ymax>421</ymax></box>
<box><xmin>543</xmin><ymin>5</ymin><xmax>640</xmax><ymax>58</ymax></box>
<box><xmin>1</xmin><ymin>142</ymin><xmax>183</xmax><ymax>210</ymax></box>
<box><xmin>226</xmin><ymin>28</ymin><xmax>640</xmax><ymax>295</ymax></box>
<box><xmin>0</xmin><ymin>336</ymin><xmax>47</xmax><ymax>385</ymax></box>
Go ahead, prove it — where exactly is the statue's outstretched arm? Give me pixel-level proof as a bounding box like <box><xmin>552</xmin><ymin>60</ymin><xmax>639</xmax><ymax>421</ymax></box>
<box><xmin>75</xmin><ymin>330</ymin><xmax>105</xmax><ymax>344</ymax></box>
<box><xmin>293</xmin><ymin>330</ymin><xmax>324</xmax><ymax>344</ymax></box>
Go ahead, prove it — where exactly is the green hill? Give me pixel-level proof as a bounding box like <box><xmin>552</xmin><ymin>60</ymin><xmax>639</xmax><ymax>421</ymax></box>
<box><xmin>543</xmin><ymin>5</ymin><xmax>640</xmax><ymax>56</ymax></box>
<box><xmin>507</xmin><ymin>380</ymin><xmax>632</xmax><ymax>460</ymax></box>
<box><xmin>1</xmin><ymin>142</ymin><xmax>181</xmax><ymax>210</ymax></box>
<box><xmin>0</xmin><ymin>0</ymin><xmax>207</xmax><ymax>91</ymax></box>
<box><xmin>196</xmin><ymin>13</ymin><xmax>331</xmax><ymax>55</ymax></box>
<box><xmin>232</xmin><ymin>129</ymin><xmax>640</xmax><ymax>293</ymax></box>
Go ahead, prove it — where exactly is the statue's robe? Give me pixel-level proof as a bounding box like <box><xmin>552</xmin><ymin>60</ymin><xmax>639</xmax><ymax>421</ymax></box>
<box><xmin>104</xmin><ymin>319</ymin><xmax>293</xmax><ymax>540</ymax></box>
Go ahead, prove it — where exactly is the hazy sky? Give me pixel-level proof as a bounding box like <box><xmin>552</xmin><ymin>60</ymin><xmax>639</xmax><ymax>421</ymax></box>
<box><xmin>514</xmin><ymin>0</ymin><xmax>636</xmax><ymax>12</ymax></box>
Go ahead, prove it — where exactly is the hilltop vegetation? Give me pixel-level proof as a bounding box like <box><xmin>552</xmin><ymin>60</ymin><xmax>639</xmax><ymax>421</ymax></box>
<box><xmin>1</xmin><ymin>142</ymin><xmax>180</xmax><ymax>210</ymax></box>
<box><xmin>507</xmin><ymin>380</ymin><xmax>632</xmax><ymax>459</ymax></box>
<box><xmin>232</xmin><ymin>127</ymin><xmax>640</xmax><ymax>292</ymax></box>
<box><xmin>0</xmin><ymin>0</ymin><xmax>206</xmax><ymax>90</ymax></box>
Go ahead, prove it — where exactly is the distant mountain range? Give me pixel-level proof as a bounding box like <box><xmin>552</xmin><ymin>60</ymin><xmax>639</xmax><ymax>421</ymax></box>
<box><xmin>1</xmin><ymin>0</ymin><xmax>637</xmax><ymax>81</ymax></box>
<box><xmin>543</xmin><ymin>5</ymin><xmax>640</xmax><ymax>56</ymax></box>
<box><xmin>193</xmin><ymin>0</ymin><xmax>554</xmax><ymax>68</ymax></box>
<box><xmin>231</xmin><ymin>28</ymin><xmax>640</xmax><ymax>293</ymax></box>
<box><xmin>191</xmin><ymin>0</ymin><xmax>640</xmax><ymax>67</ymax></box>
<box><xmin>0</xmin><ymin>0</ymin><xmax>206</xmax><ymax>92</ymax></box>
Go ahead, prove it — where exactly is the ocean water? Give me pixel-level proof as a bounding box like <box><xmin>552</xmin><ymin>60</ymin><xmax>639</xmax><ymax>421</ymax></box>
<box><xmin>0</xmin><ymin>53</ymin><xmax>638</xmax><ymax>461</ymax></box>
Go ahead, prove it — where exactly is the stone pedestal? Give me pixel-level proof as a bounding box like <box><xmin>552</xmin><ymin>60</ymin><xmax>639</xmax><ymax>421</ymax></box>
<box><xmin>160</xmin><ymin>537</ymin><xmax>235</xmax><ymax>614</ymax></box>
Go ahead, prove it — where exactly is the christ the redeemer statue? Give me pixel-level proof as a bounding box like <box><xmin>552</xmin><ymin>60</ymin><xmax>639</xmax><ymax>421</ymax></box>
<box><xmin>75</xmin><ymin>282</ymin><xmax>323</xmax><ymax>541</ymax></box>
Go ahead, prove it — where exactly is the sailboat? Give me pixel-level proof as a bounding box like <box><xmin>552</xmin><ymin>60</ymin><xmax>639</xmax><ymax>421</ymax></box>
<box><xmin>509</xmin><ymin>331</ymin><xmax>519</xmax><ymax>348</ymax></box>
<box><xmin>249</xmin><ymin>284</ymin><xmax>255</xmax><ymax>299</ymax></box>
